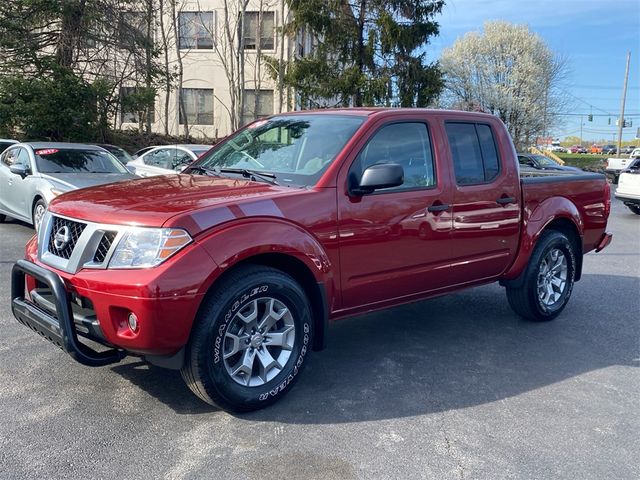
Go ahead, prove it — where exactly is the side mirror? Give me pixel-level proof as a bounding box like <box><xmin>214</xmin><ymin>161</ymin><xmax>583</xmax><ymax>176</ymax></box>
<box><xmin>352</xmin><ymin>163</ymin><xmax>404</xmax><ymax>195</ymax></box>
<box><xmin>9</xmin><ymin>164</ymin><xmax>28</xmax><ymax>177</ymax></box>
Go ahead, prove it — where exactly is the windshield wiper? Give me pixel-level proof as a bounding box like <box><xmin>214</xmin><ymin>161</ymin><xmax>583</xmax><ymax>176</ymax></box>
<box><xmin>214</xmin><ymin>168</ymin><xmax>279</xmax><ymax>186</ymax></box>
<box><xmin>189</xmin><ymin>165</ymin><xmax>223</xmax><ymax>177</ymax></box>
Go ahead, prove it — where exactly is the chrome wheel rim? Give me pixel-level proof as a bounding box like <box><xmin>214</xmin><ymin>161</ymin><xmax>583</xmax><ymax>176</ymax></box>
<box><xmin>222</xmin><ymin>297</ymin><xmax>296</xmax><ymax>387</ymax></box>
<box><xmin>34</xmin><ymin>204</ymin><xmax>46</xmax><ymax>231</ymax></box>
<box><xmin>537</xmin><ymin>248</ymin><xmax>568</xmax><ymax>307</ymax></box>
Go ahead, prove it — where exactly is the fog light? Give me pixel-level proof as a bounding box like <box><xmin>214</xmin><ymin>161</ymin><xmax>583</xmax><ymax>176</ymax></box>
<box><xmin>128</xmin><ymin>313</ymin><xmax>139</xmax><ymax>333</ymax></box>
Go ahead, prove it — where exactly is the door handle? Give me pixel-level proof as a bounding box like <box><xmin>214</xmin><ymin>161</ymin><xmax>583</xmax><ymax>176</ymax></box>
<box><xmin>496</xmin><ymin>196</ymin><xmax>516</xmax><ymax>205</ymax></box>
<box><xmin>427</xmin><ymin>203</ymin><xmax>450</xmax><ymax>213</ymax></box>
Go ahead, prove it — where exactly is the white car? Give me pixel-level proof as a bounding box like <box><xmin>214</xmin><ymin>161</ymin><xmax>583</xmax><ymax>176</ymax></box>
<box><xmin>605</xmin><ymin>148</ymin><xmax>640</xmax><ymax>181</ymax></box>
<box><xmin>126</xmin><ymin>144</ymin><xmax>212</xmax><ymax>177</ymax></box>
<box><xmin>615</xmin><ymin>158</ymin><xmax>640</xmax><ymax>215</ymax></box>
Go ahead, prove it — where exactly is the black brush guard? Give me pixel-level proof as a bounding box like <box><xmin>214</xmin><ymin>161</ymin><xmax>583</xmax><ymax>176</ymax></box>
<box><xmin>11</xmin><ymin>259</ymin><xmax>123</xmax><ymax>366</ymax></box>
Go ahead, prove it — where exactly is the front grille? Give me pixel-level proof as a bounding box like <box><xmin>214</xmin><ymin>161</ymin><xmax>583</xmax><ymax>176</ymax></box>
<box><xmin>93</xmin><ymin>231</ymin><xmax>117</xmax><ymax>263</ymax></box>
<box><xmin>47</xmin><ymin>217</ymin><xmax>87</xmax><ymax>259</ymax></box>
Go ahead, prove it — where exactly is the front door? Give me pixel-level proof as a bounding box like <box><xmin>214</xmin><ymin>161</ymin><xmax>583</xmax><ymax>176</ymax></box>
<box><xmin>337</xmin><ymin>121</ymin><xmax>453</xmax><ymax>309</ymax></box>
<box><xmin>0</xmin><ymin>146</ymin><xmax>32</xmax><ymax>219</ymax></box>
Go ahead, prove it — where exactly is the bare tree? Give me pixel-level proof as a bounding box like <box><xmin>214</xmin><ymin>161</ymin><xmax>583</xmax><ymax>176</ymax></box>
<box><xmin>440</xmin><ymin>21</ymin><xmax>569</xmax><ymax>148</ymax></box>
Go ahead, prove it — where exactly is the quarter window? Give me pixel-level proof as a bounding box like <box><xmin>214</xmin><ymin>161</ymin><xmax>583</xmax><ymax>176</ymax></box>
<box><xmin>445</xmin><ymin>122</ymin><xmax>501</xmax><ymax>185</ymax></box>
<box><xmin>351</xmin><ymin>123</ymin><xmax>435</xmax><ymax>192</ymax></box>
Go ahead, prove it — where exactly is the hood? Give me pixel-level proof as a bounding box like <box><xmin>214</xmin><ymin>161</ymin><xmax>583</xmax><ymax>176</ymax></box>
<box><xmin>41</xmin><ymin>172</ymin><xmax>137</xmax><ymax>192</ymax></box>
<box><xmin>48</xmin><ymin>174</ymin><xmax>300</xmax><ymax>235</ymax></box>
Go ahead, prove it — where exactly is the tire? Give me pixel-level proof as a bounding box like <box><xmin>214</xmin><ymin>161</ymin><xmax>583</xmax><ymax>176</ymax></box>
<box><xmin>32</xmin><ymin>198</ymin><xmax>47</xmax><ymax>232</ymax></box>
<box><xmin>0</xmin><ymin>214</ymin><xmax>5</xmax><ymax>223</ymax></box>
<box><xmin>181</xmin><ymin>265</ymin><xmax>313</xmax><ymax>412</ymax></box>
<box><xmin>628</xmin><ymin>205</ymin><xmax>640</xmax><ymax>215</ymax></box>
<box><xmin>506</xmin><ymin>230</ymin><xmax>577</xmax><ymax>322</ymax></box>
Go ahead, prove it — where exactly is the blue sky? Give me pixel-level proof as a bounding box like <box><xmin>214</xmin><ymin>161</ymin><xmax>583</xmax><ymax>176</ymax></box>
<box><xmin>427</xmin><ymin>0</ymin><xmax>640</xmax><ymax>143</ymax></box>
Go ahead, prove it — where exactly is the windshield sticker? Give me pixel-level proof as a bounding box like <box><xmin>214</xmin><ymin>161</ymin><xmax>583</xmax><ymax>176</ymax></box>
<box><xmin>35</xmin><ymin>149</ymin><xmax>59</xmax><ymax>155</ymax></box>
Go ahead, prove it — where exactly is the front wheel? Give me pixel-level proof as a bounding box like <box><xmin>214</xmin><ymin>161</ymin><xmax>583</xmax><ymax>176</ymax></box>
<box><xmin>506</xmin><ymin>230</ymin><xmax>577</xmax><ymax>322</ymax></box>
<box><xmin>181</xmin><ymin>265</ymin><xmax>312</xmax><ymax>412</ymax></box>
<box><xmin>32</xmin><ymin>199</ymin><xmax>47</xmax><ymax>232</ymax></box>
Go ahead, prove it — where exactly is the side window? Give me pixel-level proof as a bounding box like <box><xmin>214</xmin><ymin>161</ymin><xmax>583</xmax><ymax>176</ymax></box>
<box><xmin>145</xmin><ymin>148</ymin><xmax>174</xmax><ymax>168</ymax></box>
<box><xmin>445</xmin><ymin>122</ymin><xmax>501</xmax><ymax>185</ymax></box>
<box><xmin>1</xmin><ymin>147</ymin><xmax>22</xmax><ymax>167</ymax></box>
<box><xmin>16</xmin><ymin>148</ymin><xmax>31</xmax><ymax>168</ymax></box>
<box><xmin>351</xmin><ymin>122</ymin><xmax>435</xmax><ymax>192</ymax></box>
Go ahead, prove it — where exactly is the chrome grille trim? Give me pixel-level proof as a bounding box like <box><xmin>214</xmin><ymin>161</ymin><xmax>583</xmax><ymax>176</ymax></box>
<box><xmin>38</xmin><ymin>212</ymin><xmax>128</xmax><ymax>274</ymax></box>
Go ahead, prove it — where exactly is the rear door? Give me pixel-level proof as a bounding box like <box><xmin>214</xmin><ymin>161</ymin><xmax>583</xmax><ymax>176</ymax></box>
<box><xmin>444</xmin><ymin>121</ymin><xmax>521</xmax><ymax>285</ymax></box>
<box><xmin>337</xmin><ymin>119</ymin><xmax>454</xmax><ymax>309</ymax></box>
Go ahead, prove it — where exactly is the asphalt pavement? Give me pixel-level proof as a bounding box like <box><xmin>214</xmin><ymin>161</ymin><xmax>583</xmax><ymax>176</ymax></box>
<box><xmin>0</xmin><ymin>191</ymin><xmax>638</xmax><ymax>479</ymax></box>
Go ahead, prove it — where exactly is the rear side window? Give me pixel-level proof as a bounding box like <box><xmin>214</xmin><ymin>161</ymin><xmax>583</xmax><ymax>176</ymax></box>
<box><xmin>351</xmin><ymin>122</ymin><xmax>435</xmax><ymax>192</ymax></box>
<box><xmin>445</xmin><ymin>122</ymin><xmax>501</xmax><ymax>185</ymax></box>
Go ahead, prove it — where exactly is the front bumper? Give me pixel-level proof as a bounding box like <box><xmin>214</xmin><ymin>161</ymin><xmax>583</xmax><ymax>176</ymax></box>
<box><xmin>11</xmin><ymin>259</ymin><xmax>124</xmax><ymax>366</ymax></box>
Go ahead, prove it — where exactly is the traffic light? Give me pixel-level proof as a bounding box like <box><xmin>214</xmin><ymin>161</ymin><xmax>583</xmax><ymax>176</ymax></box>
<box><xmin>608</xmin><ymin>117</ymin><xmax>611</xmax><ymax>125</ymax></box>
<box><xmin>624</xmin><ymin>119</ymin><xmax>633</xmax><ymax>128</ymax></box>
<box><xmin>588</xmin><ymin>114</ymin><xmax>593</xmax><ymax>122</ymax></box>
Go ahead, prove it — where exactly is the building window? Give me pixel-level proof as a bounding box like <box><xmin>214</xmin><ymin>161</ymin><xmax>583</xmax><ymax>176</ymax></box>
<box><xmin>179</xmin><ymin>12</ymin><xmax>214</xmax><ymax>49</ymax></box>
<box><xmin>118</xmin><ymin>12</ymin><xmax>153</xmax><ymax>50</ymax></box>
<box><xmin>242</xmin><ymin>11</ymin><xmax>275</xmax><ymax>50</ymax></box>
<box><xmin>120</xmin><ymin>87</ymin><xmax>156</xmax><ymax>124</ymax></box>
<box><xmin>242</xmin><ymin>90</ymin><xmax>274</xmax><ymax>126</ymax></box>
<box><xmin>180</xmin><ymin>88</ymin><xmax>214</xmax><ymax>125</ymax></box>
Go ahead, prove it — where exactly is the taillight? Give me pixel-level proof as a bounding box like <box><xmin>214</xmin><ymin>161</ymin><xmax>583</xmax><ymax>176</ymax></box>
<box><xmin>603</xmin><ymin>181</ymin><xmax>611</xmax><ymax>218</ymax></box>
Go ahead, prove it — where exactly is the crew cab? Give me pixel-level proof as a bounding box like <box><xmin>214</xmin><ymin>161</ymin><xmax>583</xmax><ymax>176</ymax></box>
<box><xmin>10</xmin><ymin>109</ymin><xmax>613</xmax><ymax>412</ymax></box>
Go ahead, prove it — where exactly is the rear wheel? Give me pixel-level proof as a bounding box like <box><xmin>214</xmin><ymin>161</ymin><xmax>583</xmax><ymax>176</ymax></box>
<box><xmin>0</xmin><ymin>214</ymin><xmax>5</xmax><ymax>223</ymax></box>
<box><xmin>506</xmin><ymin>230</ymin><xmax>577</xmax><ymax>322</ymax></box>
<box><xmin>32</xmin><ymin>198</ymin><xmax>47</xmax><ymax>232</ymax></box>
<box><xmin>181</xmin><ymin>265</ymin><xmax>313</xmax><ymax>412</ymax></box>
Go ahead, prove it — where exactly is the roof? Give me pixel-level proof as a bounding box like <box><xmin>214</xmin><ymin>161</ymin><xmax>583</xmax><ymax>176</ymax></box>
<box><xmin>19</xmin><ymin>142</ymin><xmax>107</xmax><ymax>150</ymax></box>
<box><xmin>275</xmin><ymin>107</ymin><xmax>498</xmax><ymax>120</ymax></box>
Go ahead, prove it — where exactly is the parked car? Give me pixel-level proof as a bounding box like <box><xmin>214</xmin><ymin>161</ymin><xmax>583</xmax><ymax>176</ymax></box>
<box><xmin>11</xmin><ymin>109</ymin><xmax>612</xmax><ymax>412</ymax></box>
<box><xmin>568</xmin><ymin>145</ymin><xmax>587</xmax><ymax>154</ymax></box>
<box><xmin>621</xmin><ymin>145</ymin><xmax>637</xmax><ymax>155</ymax></box>
<box><xmin>590</xmin><ymin>144</ymin><xmax>603</xmax><ymax>154</ymax></box>
<box><xmin>95</xmin><ymin>144</ymin><xmax>134</xmax><ymax>165</ymax></box>
<box><xmin>0</xmin><ymin>139</ymin><xmax>18</xmax><ymax>154</ymax></box>
<box><xmin>0</xmin><ymin>142</ymin><xmax>136</xmax><ymax>230</ymax></box>
<box><xmin>126</xmin><ymin>144</ymin><xmax>212</xmax><ymax>176</ymax></box>
<box><xmin>615</xmin><ymin>158</ymin><xmax>640</xmax><ymax>215</ymax></box>
<box><xmin>601</xmin><ymin>144</ymin><xmax>618</xmax><ymax>155</ymax></box>
<box><xmin>517</xmin><ymin>153</ymin><xmax>582</xmax><ymax>172</ymax></box>
<box><xmin>604</xmin><ymin>148</ymin><xmax>640</xmax><ymax>182</ymax></box>
<box><xmin>132</xmin><ymin>146</ymin><xmax>155</xmax><ymax>159</ymax></box>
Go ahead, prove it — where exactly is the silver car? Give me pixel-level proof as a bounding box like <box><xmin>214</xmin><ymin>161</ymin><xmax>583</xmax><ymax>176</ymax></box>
<box><xmin>0</xmin><ymin>142</ymin><xmax>137</xmax><ymax>230</ymax></box>
<box><xmin>126</xmin><ymin>144</ymin><xmax>213</xmax><ymax>177</ymax></box>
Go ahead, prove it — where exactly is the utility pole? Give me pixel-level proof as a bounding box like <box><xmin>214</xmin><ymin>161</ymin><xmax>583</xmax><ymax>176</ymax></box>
<box><xmin>617</xmin><ymin>51</ymin><xmax>631</xmax><ymax>157</ymax></box>
<box><xmin>580</xmin><ymin>115</ymin><xmax>583</xmax><ymax>146</ymax></box>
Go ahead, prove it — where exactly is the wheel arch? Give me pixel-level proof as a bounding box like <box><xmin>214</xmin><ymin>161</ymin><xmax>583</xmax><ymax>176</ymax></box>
<box><xmin>501</xmin><ymin>196</ymin><xmax>584</xmax><ymax>286</ymax></box>
<box><xmin>194</xmin><ymin>220</ymin><xmax>335</xmax><ymax>351</ymax></box>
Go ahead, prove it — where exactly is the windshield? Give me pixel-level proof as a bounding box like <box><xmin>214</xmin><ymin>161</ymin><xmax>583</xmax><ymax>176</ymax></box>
<box><xmin>190</xmin><ymin>115</ymin><xmax>366</xmax><ymax>187</ymax></box>
<box><xmin>102</xmin><ymin>146</ymin><xmax>133</xmax><ymax>164</ymax></box>
<box><xmin>533</xmin><ymin>155</ymin><xmax>558</xmax><ymax>167</ymax></box>
<box><xmin>35</xmin><ymin>148</ymin><xmax>128</xmax><ymax>174</ymax></box>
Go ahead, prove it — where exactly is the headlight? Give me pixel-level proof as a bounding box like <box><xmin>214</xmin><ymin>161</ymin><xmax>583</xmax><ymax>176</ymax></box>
<box><xmin>108</xmin><ymin>228</ymin><xmax>192</xmax><ymax>269</ymax></box>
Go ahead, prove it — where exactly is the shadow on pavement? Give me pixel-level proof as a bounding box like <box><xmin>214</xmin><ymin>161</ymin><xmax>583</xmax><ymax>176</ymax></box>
<box><xmin>112</xmin><ymin>273</ymin><xmax>638</xmax><ymax>420</ymax></box>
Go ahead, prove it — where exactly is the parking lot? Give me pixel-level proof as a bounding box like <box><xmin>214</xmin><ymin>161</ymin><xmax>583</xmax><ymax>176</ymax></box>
<box><xmin>0</xmin><ymin>191</ymin><xmax>638</xmax><ymax>480</ymax></box>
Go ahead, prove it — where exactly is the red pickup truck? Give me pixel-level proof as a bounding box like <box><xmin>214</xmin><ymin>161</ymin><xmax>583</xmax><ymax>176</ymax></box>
<box><xmin>11</xmin><ymin>109</ymin><xmax>612</xmax><ymax>411</ymax></box>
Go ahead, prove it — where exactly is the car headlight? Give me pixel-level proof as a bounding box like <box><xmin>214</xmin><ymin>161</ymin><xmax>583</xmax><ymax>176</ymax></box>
<box><xmin>108</xmin><ymin>228</ymin><xmax>192</xmax><ymax>269</ymax></box>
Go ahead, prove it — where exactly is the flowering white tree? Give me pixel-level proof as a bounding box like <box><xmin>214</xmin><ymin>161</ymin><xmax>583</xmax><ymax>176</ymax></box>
<box><xmin>440</xmin><ymin>21</ymin><xmax>568</xmax><ymax>148</ymax></box>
